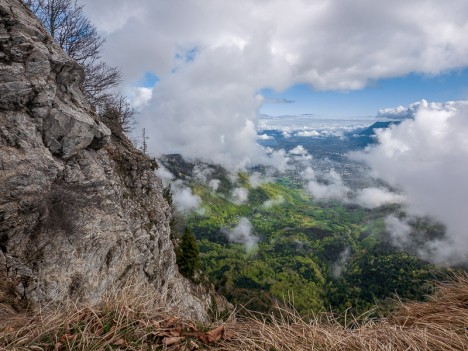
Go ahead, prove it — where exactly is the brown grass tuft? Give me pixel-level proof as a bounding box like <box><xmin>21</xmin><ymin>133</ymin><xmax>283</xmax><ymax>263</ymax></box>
<box><xmin>1</xmin><ymin>275</ymin><xmax>467</xmax><ymax>350</ymax></box>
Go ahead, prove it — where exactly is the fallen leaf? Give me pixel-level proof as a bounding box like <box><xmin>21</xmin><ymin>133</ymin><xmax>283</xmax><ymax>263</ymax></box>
<box><xmin>152</xmin><ymin>328</ymin><xmax>177</xmax><ymax>337</ymax></box>
<box><xmin>170</xmin><ymin>328</ymin><xmax>181</xmax><ymax>337</ymax></box>
<box><xmin>197</xmin><ymin>332</ymin><xmax>208</xmax><ymax>344</ymax></box>
<box><xmin>164</xmin><ymin>317</ymin><xmax>178</xmax><ymax>326</ymax></box>
<box><xmin>163</xmin><ymin>336</ymin><xmax>183</xmax><ymax>346</ymax></box>
<box><xmin>206</xmin><ymin>325</ymin><xmax>224</xmax><ymax>343</ymax></box>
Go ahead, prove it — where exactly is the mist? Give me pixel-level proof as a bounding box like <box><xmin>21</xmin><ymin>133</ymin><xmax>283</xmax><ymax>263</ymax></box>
<box><xmin>223</xmin><ymin>217</ymin><xmax>259</xmax><ymax>251</ymax></box>
<box><xmin>355</xmin><ymin>101</ymin><xmax>468</xmax><ymax>264</ymax></box>
<box><xmin>155</xmin><ymin>166</ymin><xmax>202</xmax><ymax>214</ymax></box>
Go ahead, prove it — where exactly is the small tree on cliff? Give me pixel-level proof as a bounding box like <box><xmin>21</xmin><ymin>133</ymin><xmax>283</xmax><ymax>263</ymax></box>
<box><xmin>24</xmin><ymin>0</ymin><xmax>135</xmax><ymax>133</ymax></box>
<box><xmin>176</xmin><ymin>227</ymin><xmax>200</xmax><ymax>279</ymax></box>
<box><xmin>24</xmin><ymin>0</ymin><xmax>120</xmax><ymax>104</ymax></box>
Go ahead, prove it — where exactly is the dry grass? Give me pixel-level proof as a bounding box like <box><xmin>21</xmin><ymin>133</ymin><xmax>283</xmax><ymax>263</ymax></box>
<box><xmin>0</xmin><ymin>275</ymin><xmax>467</xmax><ymax>351</ymax></box>
<box><xmin>222</xmin><ymin>274</ymin><xmax>468</xmax><ymax>351</ymax></box>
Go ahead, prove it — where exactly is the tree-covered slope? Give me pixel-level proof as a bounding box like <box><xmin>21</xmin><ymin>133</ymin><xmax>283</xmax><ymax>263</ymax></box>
<box><xmin>162</xmin><ymin>157</ymin><xmax>451</xmax><ymax>316</ymax></box>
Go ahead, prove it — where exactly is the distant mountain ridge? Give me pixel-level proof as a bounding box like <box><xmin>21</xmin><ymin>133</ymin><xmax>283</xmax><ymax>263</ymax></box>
<box><xmin>355</xmin><ymin>121</ymin><xmax>400</xmax><ymax>138</ymax></box>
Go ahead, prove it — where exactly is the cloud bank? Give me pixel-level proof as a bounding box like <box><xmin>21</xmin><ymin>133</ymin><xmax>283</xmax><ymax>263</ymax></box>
<box><xmin>306</xmin><ymin>170</ymin><xmax>350</xmax><ymax>201</ymax></box>
<box><xmin>305</xmin><ymin>169</ymin><xmax>406</xmax><ymax>209</ymax></box>
<box><xmin>155</xmin><ymin>166</ymin><xmax>202</xmax><ymax>214</ymax></box>
<box><xmin>224</xmin><ymin>217</ymin><xmax>259</xmax><ymax>251</ymax></box>
<box><xmin>263</xmin><ymin>195</ymin><xmax>285</xmax><ymax>209</ymax></box>
<box><xmin>356</xmin><ymin>101</ymin><xmax>468</xmax><ymax>264</ymax></box>
<box><xmin>82</xmin><ymin>0</ymin><xmax>468</xmax><ymax>168</ymax></box>
<box><xmin>355</xmin><ymin>187</ymin><xmax>406</xmax><ymax>209</ymax></box>
<box><xmin>248</xmin><ymin>172</ymin><xmax>272</xmax><ymax>188</ymax></box>
<box><xmin>377</xmin><ymin>100</ymin><xmax>466</xmax><ymax>120</ymax></box>
<box><xmin>258</xmin><ymin>115</ymin><xmax>378</xmax><ymax>140</ymax></box>
<box><xmin>231</xmin><ymin>187</ymin><xmax>249</xmax><ymax>205</ymax></box>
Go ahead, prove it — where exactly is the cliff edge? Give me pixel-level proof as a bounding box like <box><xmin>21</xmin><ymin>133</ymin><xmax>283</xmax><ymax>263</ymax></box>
<box><xmin>0</xmin><ymin>0</ymin><xmax>218</xmax><ymax>320</ymax></box>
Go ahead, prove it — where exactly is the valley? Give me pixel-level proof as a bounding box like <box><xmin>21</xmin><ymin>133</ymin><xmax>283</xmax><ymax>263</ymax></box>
<box><xmin>160</xmin><ymin>124</ymin><xmax>452</xmax><ymax>316</ymax></box>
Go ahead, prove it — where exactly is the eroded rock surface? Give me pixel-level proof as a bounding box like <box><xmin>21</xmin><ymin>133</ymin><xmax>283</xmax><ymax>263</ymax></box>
<box><xmin>0</xmin><ymin>0</ymin><xmax>222</xmax><ymax>320</ymax></box>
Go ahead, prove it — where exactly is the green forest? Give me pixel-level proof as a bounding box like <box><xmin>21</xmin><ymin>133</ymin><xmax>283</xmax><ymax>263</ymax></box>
<box><xmin>165</xmin><ymin>160</ymin><xmax>453</xmax><ymax>317</ymax></box>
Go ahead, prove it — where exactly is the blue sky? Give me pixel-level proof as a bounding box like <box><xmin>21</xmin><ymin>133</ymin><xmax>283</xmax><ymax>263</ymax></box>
<box><xmin>260</xmin><ymin>68</ymin><xmax>468</xmax><ymax>118</ymax></box>
<box><xmin>137</xmin><ymin>72</ymin><xmax>159</xmax><ymax>88</ymax></box>
<box><xmin>134</xmin><ymin>67</ymin><xmax>468</xmax><ymax>118</ymax></box>
<box><xmin>85</xmin><ymin>0</ymin><xmax>468</xmax><ymax>166</ymax></box>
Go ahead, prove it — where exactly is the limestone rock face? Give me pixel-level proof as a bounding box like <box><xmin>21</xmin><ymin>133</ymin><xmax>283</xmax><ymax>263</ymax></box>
<box><xmin>0</xmin><ymin>0</ymin><xmax>220</xmax><ymax>320</ymax></box>
<box><xmin>0</xmin><ymin>0</ymin><xmax>110</xmax><ymax>159</ymax></box>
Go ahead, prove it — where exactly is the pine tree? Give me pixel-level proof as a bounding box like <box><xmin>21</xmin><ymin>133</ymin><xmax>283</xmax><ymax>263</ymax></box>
<box><xmin>176</xmin><ymin>227</ymin><xmax>200</xmax><ymax>279</ymax></box>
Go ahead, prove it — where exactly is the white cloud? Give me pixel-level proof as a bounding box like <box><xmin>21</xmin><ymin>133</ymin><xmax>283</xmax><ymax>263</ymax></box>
<box><xmin>155</xmin><ymin>166</ymin><xmax>175</xmax><ymax>188</ymax></box>
<box><xmin>307</xmin><ymin>170</ymin><xmax>350</xmax><ymax>201</ymax></box>
<box><xmin>248</xmin><ymin>172</ymin><xmax>272</xmax><ymax>188</ymax></box>
<box><xmin>224</xmin><ymin>217</ymin><xmax>259</xmax><ymax>251</ymax></box>
<box><xmin>288</xmin><ymin>145</ymin><xmax>313</xmax><ymax>163</ymax></box>
<box><xmin>355</xmin><ymin>187</ymin><xmax>406</xmax><ymax>208</ymax></box>
<box><xmin>128</xmin><ymin>87</ymin><xmax>153</xmax><ymax>110</ymax></box>
<box><xmin>192</xmin><ymin>164</ymin><xmax>214</xmax><ymax>184</ymax></box>
<box><xmin>306</xmin><ymin>169</ymin><xmax>406</xmax><ymax>209</ymax></box>
<box><xmin>155</xmin><ymin>166</ymin><xmax>201</xmax><ymax>214</ymax></box>
<box><xmin>264</xmin><ymin>98</ymin><xmax>295</xmax><ymax>104</ymax></box>
<box><xmin>227</xmin><ymin>172</ymin><xmax>239</xmax><ymax>184</ymax></box>
<box><xmin>171</xmin><ymin>181</ymin><xmax>202</xmax><ymax>214</ymax></box>
<box><xmin>231</xmin><ymin>187</ymin><xmax>249</xmax><ymax>205</ymax></box>
<box><xmin>355</xmin><ymin>100</ymin><xmax>468</xmax><ymax>264</ymax></box>
<box><xmin>257</xmin><ymin>133</ymin><xmax>273</xmax><ymax>140</ymax></box>
<box><xmin>208</xmin><ymin>179</ymin><xmax>221</xmax><ymax>191</ymax></box>
<box><xmin>267</xmin><ymin>149</ymin><xmax>291</xmax><ymax>173</ymax></box>
<box><xmin>82</xmin><ymin>0</ymin><xmax>468</xmax><ymax>168</ymax></box>
<box><xmin>289</xmin><ymin>145</ymin><xmax>308</xmax><ymax>155</ymax></box>
<box><xmin>377</xmin><ymin>99</ymin><xmax>465</xmax><ymax>120</ymax></box>
<box><xmin>331</xmin><ymin>247</ymin><xmax>351</xmax><ymax>278</ymax></box>
<box><xmin>296</xmin><ymin>130</ymin><xmax>321</xmax><ymax>137</ymax></box>
<box><xmin>384</xmin><ymin>215</ymin><xmax>412</xmax><ymax>248</ymax></box>
<box><xmin>301</xmin><ymin>166</ymin><xmax>316</xmax><ymax>181</ymax></box>
<box><xmin>263</xmin><ymin>195</ymin><xmax>285</xmax><ymax>209</ymax></box>
<box><xmin>258</xmin><ymin>115</ymin><xmax>377</xmax><ymax>137</ymax></box>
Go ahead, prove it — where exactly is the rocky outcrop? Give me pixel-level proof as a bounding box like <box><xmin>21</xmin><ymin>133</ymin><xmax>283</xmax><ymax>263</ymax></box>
<box><xmin>0</xmin><ymin>0</ymin><xmax>222</xmax><ymax>320</ymax></box>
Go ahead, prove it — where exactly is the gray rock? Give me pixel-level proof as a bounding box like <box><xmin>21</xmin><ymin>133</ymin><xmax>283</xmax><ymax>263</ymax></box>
<box><xmin>0</xmin><ymin>0</ymin><xmax>228</xmax><ymax>321</ymax></box>
<box><xmin>0</xmin><ymin>0</ymin><xmax>110</xmax><ymax>159</ymax></box>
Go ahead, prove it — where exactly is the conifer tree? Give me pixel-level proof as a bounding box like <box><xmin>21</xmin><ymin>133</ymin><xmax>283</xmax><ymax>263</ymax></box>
<box><xmin>176</xmin><ymin>227</ymin><xmax>200</xmax><ymax>279</ymax></box>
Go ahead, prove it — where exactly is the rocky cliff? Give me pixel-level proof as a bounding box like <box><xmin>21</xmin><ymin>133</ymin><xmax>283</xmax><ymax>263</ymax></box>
<box><xmin>0</xmin><ymin>0</ymin><xmax>219</xmax><ymax>320</ymax></box>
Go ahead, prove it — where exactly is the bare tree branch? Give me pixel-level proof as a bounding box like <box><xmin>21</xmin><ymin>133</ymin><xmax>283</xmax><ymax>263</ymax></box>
<box><xmin>24</xmin><ymin>0</ymin><xmax>121</xmax><ymax>109</ymax></box>
<box><xmin>100</xmin><ymin>93</ymin><xmax>137</xmax><ymax>134</ymax></box>
<box><xmin>83</xmin><ymin>62</ymin><xmax>122</xmax><ymax>106</ymax></box>
<box><xmin>24</xmin><ymin>0</ymin><xmax>135</xmax><ymax>136</ymax></box>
